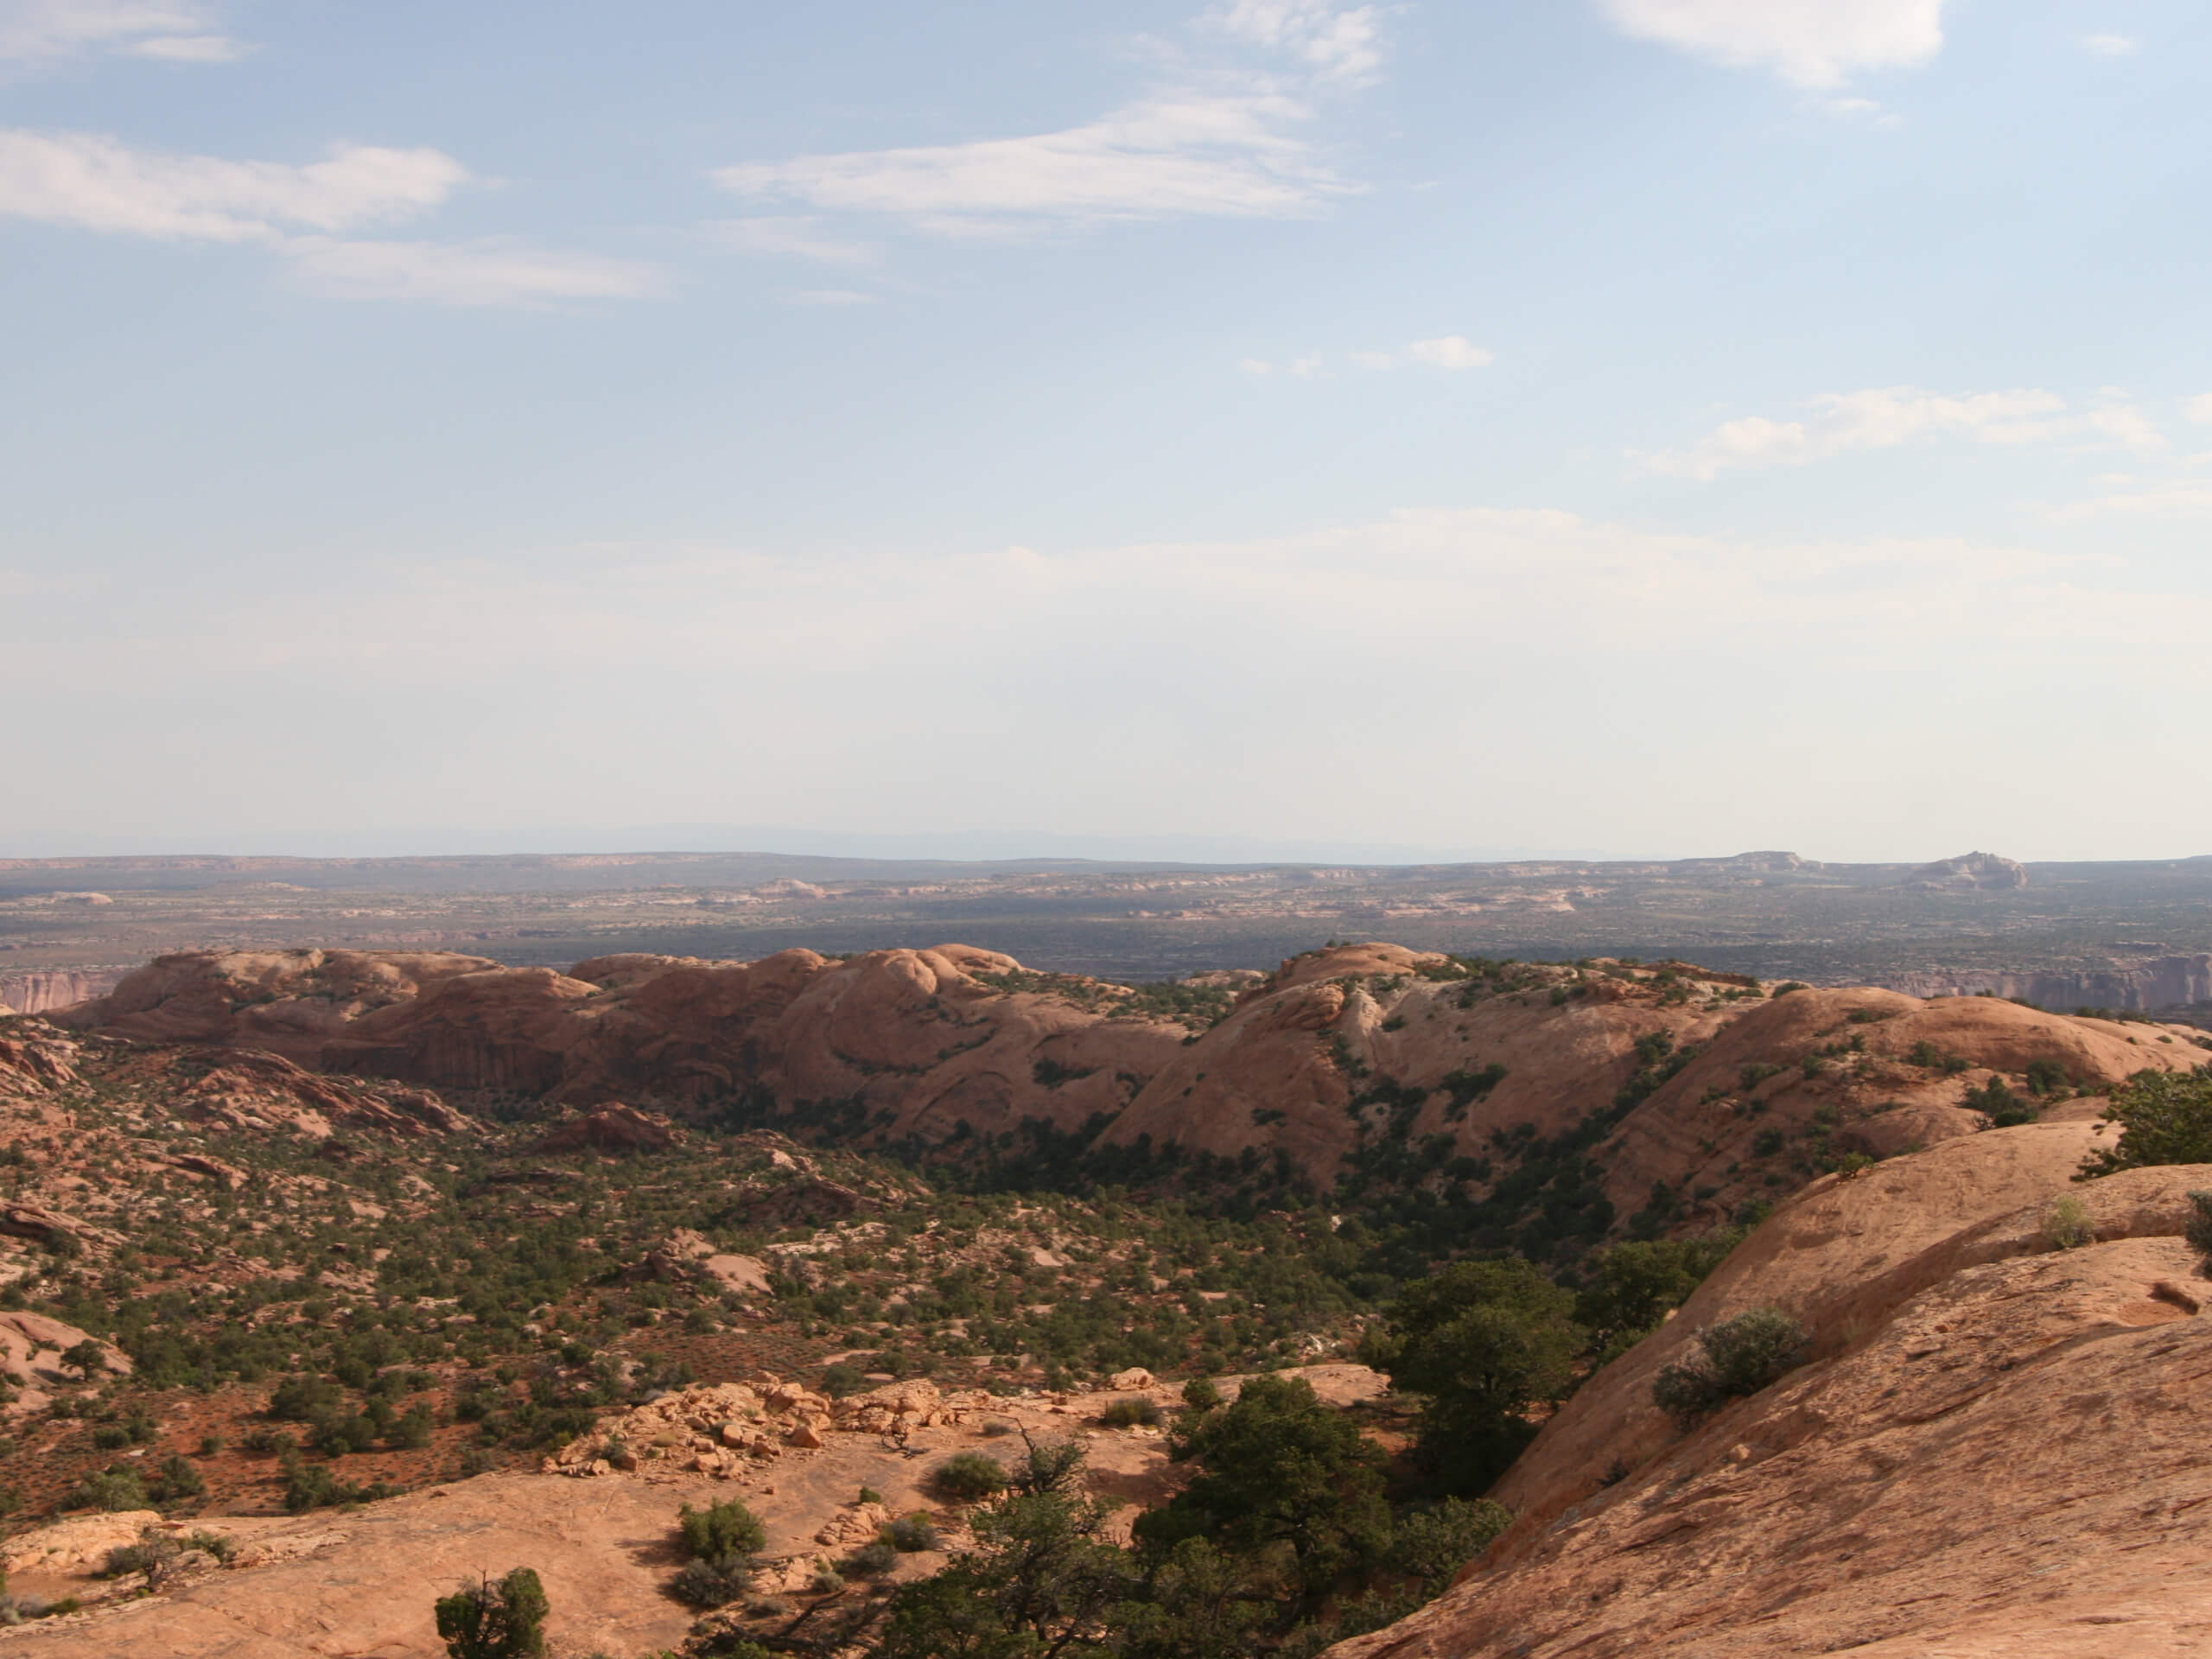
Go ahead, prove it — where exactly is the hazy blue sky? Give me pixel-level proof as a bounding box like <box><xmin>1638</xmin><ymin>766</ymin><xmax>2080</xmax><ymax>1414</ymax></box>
<box><xmin>5</xmin><ymin>0</ymin><xmax>2209</xmax><ymax>863</ymax></box>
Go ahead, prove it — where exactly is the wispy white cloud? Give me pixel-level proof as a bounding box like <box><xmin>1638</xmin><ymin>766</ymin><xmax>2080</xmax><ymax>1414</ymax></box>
<box><xmin>714</xmin><ymin>92</ymin><xmax>1351</xmax><ymax>234</ymax></box>
<box><xmin>282</xmin><ymin>237</ymin><xmax>665</xmax><ymax>306</ymax></box>
<box><xmin>2084</xmin><ymin>404</ymin><xmax>2166</xmax><ymax>453</ymax></box>
<box><xmin>0</xmin><ymin>128</ymin><xmax>464</xmax><ymax>240</ymax></box>
<box><xmin>2081</xmin><ymin>34</ymin><xmax>2138</xmax><ymax>58</ymax></box>
<box><xmin>2183</xmin><ymin>394</ymin><xmax>2212</xmax><ymax>424</ymax></box>
<box><xmin>1267</xmin><ymin>336</ymin><xmax>1496</xmax><ymax>375</ymax></box>
<box><xmin>1407</xmin><ymin>335</ymin><xmax>1493</xmax><ymax>370</ymax></box>
<box><xmin>1596</xmin><ymin>0</ymin><xmax>1947</xmax><ymax>90</ymax></box>
<box><xmin>1642</xmin><ymin>387</ymin><xmax>2082</xmax><ymax>479</ymax></box>
<box><xmin>0</xmin><ymin>0</ymin><xmax>245</xmax><ymax>64</ymax></box>
<box><xmin>709</xmin><ymin>215</ymin><xmax>878</xmax><ymax>265</ymax></box>
<box><xmin>1207</xmin><ymin>0</ymin><xmax>1382</xmax><ymax>86</ymax></box>
<box><xmin>1237</xmin><ymin>357</ymin><xmax>1274</xmax><ymax>375</ymax></box>
<box><xmin>710</xmin><ymin>6</ymin><xmax>1382</xmax><ymax>238</ymax></box>
<box><xmin>0</xmin><ymin>128</ymin><xmax>662</xmax><ymax>306</ymax></box>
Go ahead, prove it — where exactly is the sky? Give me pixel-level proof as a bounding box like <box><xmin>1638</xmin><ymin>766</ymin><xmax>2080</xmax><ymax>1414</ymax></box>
<box><xmin>4</xmin><ymin>0</ymin><xmax>2210</xmax><ymax>865</ymax></box>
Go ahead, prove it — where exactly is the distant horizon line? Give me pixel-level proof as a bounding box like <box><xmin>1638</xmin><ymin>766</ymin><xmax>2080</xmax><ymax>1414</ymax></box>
<box><xmin>3</xmin><ymin>842</ymin><xmax>2209</xmax><ymax>873</ymax></box>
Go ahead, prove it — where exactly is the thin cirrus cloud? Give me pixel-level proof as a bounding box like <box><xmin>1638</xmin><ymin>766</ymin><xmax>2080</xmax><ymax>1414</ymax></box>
<box><xmin>0</xmin><ymin>127</ymin><xmax>662</xmax><ymax>305</ymax></box>
<box><xmin>2081</xmin><ymin>34</ymin><xmax>2138</xmax><ymax>58</ymax></box>
<box><xmin>710</xmin><ymin>5</ymin><xmax>1378</xmax><ymax>243</ymax></box>
<box><xmin>1595</xmin><ymin>0</ymin><xmax>1947</xmax><ymax>90</ymax></box>
<box><xmin>0</xmin><ymin>0</ymin><xmax>245</xmax><ymax>64</ymax></box>
<box><xmin>713</xmin><ymin>93</ymin><xmax>1353</xmax><ymax>238</ymax></box>
<box><xmin>1636</xmin><ymin>387</ymin><xmax>2178</xmax><ymax>480</ymax></box>
<box><xmin>1245</xmin><ymin>336</ymin><xmax>1493</xmax><ymax>376</ymax></box>
<box><xmin>1206</xmin><ymin>0</ymin><xmax>1383</xmax><ymax>87</ymax></box>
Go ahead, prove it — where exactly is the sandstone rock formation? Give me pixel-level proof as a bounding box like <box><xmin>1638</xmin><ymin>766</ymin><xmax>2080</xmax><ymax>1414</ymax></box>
<box><xmin>1326</xmin><ymin>1127</ymin><xmax>2212</xmax><ymax>1658</ymax></box>
<box><xmin>531</xmin><ymin>1102</ymin><xmax>683</xmax><ymax>1154</ymax></box>
<box><xmin>63</xmin><ymin>944</ymin><xmax>1192</xmax><ymax>1146</ymax></box>
<box><xmin>1905</xmin><ymin>849</ymin><xmax>2030</xmax><ymax>890</ymax></box>
<box><xmin>60</xmin><ymin>945</ymin><xmax>2212</xmax><ymax>1212</ymax></box>
<box><xmin>0</xmin><ymin>971</ymin><xmax>123</xmax><ymax>1016</ymax></box>
<box><xmin>1885</xmin><ymin>951</ymin><xmax>2212</xmax><ymax>1014</ymax></box>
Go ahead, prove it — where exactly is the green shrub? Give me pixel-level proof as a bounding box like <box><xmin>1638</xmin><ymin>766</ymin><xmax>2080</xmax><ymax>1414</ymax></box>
<box><xmin>282</xmin><ymin>1460</ymin><xmax>384</xmax><ymax>1513</ymax></box>
<box><xmin>266</xmin><ymin>1375</ymin><xmax>343</xmax><ymax>1421</ymax></box>
<box><xmin>1385</xmin><ymin>1498</ymin><xmax>1513</xmax><ymax>1586</ymax></box>
<box><xmin>2079</xmin><ymin>1071</ymin><xmax>2212</xmax><ymax>1177</ymax></box>
<box><xmin>932</xmin><ymin>1452</ymin><xmax>1009</xmax><ymax>1501</ymax></box>
<box><xmin>2044</xmin><ymin>1197</ymin><xmax>2094</xmax><ymax>1250</ymax></box>
<box><xmin>1180</xmin><ymin>1376</ymin><xmax>1222</xmax><ymax>1411</ymax></box>
<box><xmin>101</xmin><ymin>1533</ymin><xmax>179</xmax><ymax>1579</ymax></box>
<box><xmin>1649</xmin><ymin>1306</ymin><xmax>1808</xmax><ymax>1426</ymax></box>
<box><xmin>677</xmin><ymin>1499</ymin><xmax>766</xmax><ymax>1561</ymax></box>
<box><xmin>434</xmin><ymin>1567</ymin><xmax>549</xmax><ymax>1659</ymax></box>
<box><xmin>2185</xmin><ymin>1192</ymin><xmax>2212</xmax><ymax>1260</ymax></box>
<box><xmin>670</xmin><ymin>1555</ymin><xmax>752</xmax><ymax>1608</ymax></box>
<box><xmin>69</xmin><ymin>1467</ymin><xmax>148</xmax><ymax>1512</ymax></box>
<box><xmin>820</xmin><ymin>1363</ymin><xmax>868</xmax><ymax>1398</ymax></box>
<box><xmin>1964</xmin><ymin>1077</ymin><xmax>2037</xmax><ymax>1128</ymax></box>
<box><xmin>843</xmin><ymin>1540</ymin><xmax>899</xmax><ymax>1578</ymax></box>
<box><xmin>1100</xmin><ymin>1397</ymin><xmax>1162</xmax><ymax>1428</ymax></box>
<box><xmin>1358</xmin><ymin>1258</ymin><xmax>1580</xmax><ymax>1497</ymax></box>
<box><xmin>880</xmin><ymin>1512</ymin><xmax>939</xmax><ymax>1553</ymax></box>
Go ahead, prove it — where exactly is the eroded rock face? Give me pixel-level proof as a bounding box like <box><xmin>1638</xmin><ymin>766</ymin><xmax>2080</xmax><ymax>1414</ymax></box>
<box><xmin>60</xmin><ymin>945</ymin><xmax>2212</xmax><ymax>1207</ymax></box>
<box><xmin>1325</xmin><ymin>1135</ymin><xmax>2212</xmax><ymax>1659</ymax></box>
<box><xmin>66</xmin><ymin>944</ymin><xmax>1193</xmax><ymax>1147</ymax></box>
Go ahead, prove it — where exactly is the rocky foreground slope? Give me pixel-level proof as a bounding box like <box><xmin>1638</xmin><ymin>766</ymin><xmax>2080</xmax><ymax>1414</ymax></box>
<box><xmin>59</xmin><ymin>942</ymin><xmax>2211</xmax><ymax>1235</ymax></box>
<box><xmin>1328</xmin><ymin>1122</ymin><xmax>2212</xmax><ymax>1657</ymax></box>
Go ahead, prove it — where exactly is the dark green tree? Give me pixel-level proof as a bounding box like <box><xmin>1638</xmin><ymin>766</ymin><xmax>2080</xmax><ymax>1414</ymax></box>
<box><xmin>869</xmin><ymin>1484</ymin><xmax>1135</xmax><ymax>1659</ymax></box>
<box><xmin>433</xmin><ymin>1567</ymin><xmax>549</xmax><ymax>1659</ymax></box>
<box><xmin>2079</xmin><ymin>1070</ymin><xmax>2212</xmax><ymax>1176</ymax></box>
<box><xmin>1111</xmin><ymin>1537</ymin><xmax>1271</xmax><ymax>1659</ymax></box>
<box><xmin>1359</xmin><ymin>1257</ymin><xmax>1582</xmax><ymax>1495</ymax></box>
<box><xmin>1573</xmin><ymin>1232</ymin><xmax>1742</xmax><ymax>1361</ymax></box>
<box><xmin>1134</xmin><ymin>1374</ymin><xmax>1389</xmax><ymax>1601</ymax></box>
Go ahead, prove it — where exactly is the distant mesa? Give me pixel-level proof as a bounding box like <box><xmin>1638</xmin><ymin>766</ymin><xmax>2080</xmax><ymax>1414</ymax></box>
<box><xmin>1725</xmin><ymin>850</ymin><xmax>1808</xmax><ymax>872</ymax></box>
<box><xmin>1904</xmin><ymin>851</ymin><xmax>2028</xmax><ymax>891</ymax></box>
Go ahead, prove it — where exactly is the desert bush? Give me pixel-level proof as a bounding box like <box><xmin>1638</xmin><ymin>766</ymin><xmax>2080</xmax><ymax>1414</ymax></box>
<box><xmin>2079</xmin><ymin>1070</ymin><xmax>2212</xmax><ymax>1176</ymax></box>
<box><xmin>101</xmin><ymin>1532</ymin><xmax>179</xmax><ymax>1579</ymax></box>
<box><xmin>2185</xmin><ymin>1192</ymin><xmax>2212</xmax><ymax>1260</ymax></box>
<box><xmin>69</xmin><ymin>1467</ymin><xmax>148</xmax><ymax>1511</ymax></box>
<box><xmin>1386</xmin><ymin>1498</ymin><xmax>1513</xmax><ymax>1586</ymax></box>
<box><xmin>932</xmin><ymin>1452</ymin><xmax>1008</xmax><ymax>1501</ymax></box>
<box><xmin>880</xmin><ymin>1512</ymin><xmax>939</xmax><ymax>1553</ymax></box>
<box><xmin>670</xmin><ymin>1555</ymin><xmax>752</xmax><ymax>1608</ymax></box>
<box><xmin>434</xmin><ymin>1567</ymin><xmax>549</xmax><ymax>1659</ymax></box>
<box><xmin>1100</xmin><ymin>1396</ymin><xmax>1162</xmax><ymax>1428</ymax></box>
<box><xmin>2044</xmin><ymin>1197</ymin><xmax>2094</xmax><ymax>1250</ymax></box>
<box><xmin>1964</xmin><ymin>1077</ymin><xmax>2037</xmax><ymax>1128</ymax></box>
<box><xmin>1361</xmin><ymin>1257</ymin><xmax>1581</xmax><ymax>1496</ymax></box>
<box><xmin>1180</xmin><ymin>1376</ymin><xmax>1222</xmax><ymax>1410</ymax></box>
<box><xmin>677</xmin><ymin>1498</ymin><xmax>766</xmax><ymax>1561</ymax></box>
<box><xmin>842</xmin><ymin>1541</ymin><xmax>898</xmax><ymax>1578</ymax></box>
<box><xmin>819</xmin><ymin>1363</ymin><xmax>868</xmax><ymax>1398</ymax></box>
<box><xmin>1649</xmin><ymin>1306</ymin><xmax>1808</xmax><ymax>1426</ymax></box>
<box><xmin>1572</xmin><ymin>1231</ymin><xmax>1743</xmax><ymax>1357</ymax></box>
<box><xmin>1135</xmin><ymin>1374</ymin><xmax>1389</xmax><ymax>1599</ymax></box>
<box><xmin>282</xmin><ymin>1459</ymin><xmax>384</xmax><ymax>1513</ymax></box>
<box><xmin>267</xmin><ymin>1374</ymin><xmax>344</xmax><ymax>1421</ymax></box>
